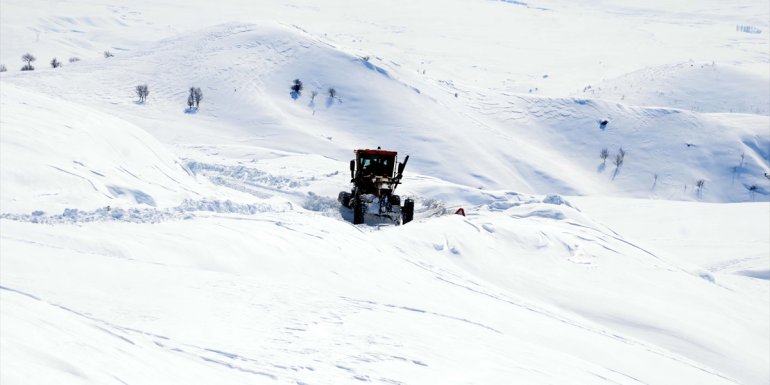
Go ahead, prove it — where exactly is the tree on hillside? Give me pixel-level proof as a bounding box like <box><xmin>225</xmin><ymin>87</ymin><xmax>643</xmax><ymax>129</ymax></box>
<box><xmin>50</xmin><ymin>58</ymin><xmax>62</xmax><ymax>68</ymax></box>
<box><xmin>0</xmin><ymin>64</ymin><xmax>7</xmax><ymax>72</ymax></box>
<box><xmin>104</xmin><ymin>50</ymin><xmax>114</xmax><ymax>58</ymax></box>
<box><xmin>613</xmin><ymin>153</ymin><xmax>624</xmax><ymax>168</ymax></box>
<box><xmin>193</xmin><ymin>87</ymin><xmax>203</xmax><ymax>107</ymax></box>
<box><xmin>600</xmin><ymin>148</ymin><xmax>609</xmax><ymax>163</ymax></box>
<box><xmin>21</xmin><ymin>53</ymin><xmax>36</xmax><ymax>71</ymax></box>
<box><xmin>290</xmin><ymin>79</ymin><xmax>303</xmax><ymax>99</ymax></box>
<box><xmin>612</xmin><ymin>147</ymin><xmax>626</xmax><ymax>168</ymax></box>
<box><xmin>187</xmin><ymin>88</ymin><xmax>195</xmax><ymax>110</ymax></box>
<box><xmin>135</xmin><ymin>84</ymin><xmax>149</xmax><ymax>103</ymax></box>
<box><xmin>696</xmin><ymin>179</ymin><xmax>705</xmax><ymax>193</ymax></box>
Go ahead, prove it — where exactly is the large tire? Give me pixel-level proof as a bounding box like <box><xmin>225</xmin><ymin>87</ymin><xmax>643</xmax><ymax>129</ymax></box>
<box><xmin>353</xmin><ymin>197</ymin><xmax>365</xmax><ymax>225</ymax></box>
<box><xmin>402</xmin><ymin>198</ymin><xmax>414</xmax><ymax>224</ymax></box>
<box><xmin>338</xmin><ymin>191</ymin><xmax>352</xmax><ymax>208</ymax></box>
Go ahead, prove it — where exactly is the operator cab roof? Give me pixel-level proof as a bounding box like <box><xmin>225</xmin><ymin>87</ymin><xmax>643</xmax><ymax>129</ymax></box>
<box><xmin>355</xmin><ymin>148</ymin><xmax>397</xmax><ymax>156</ymax></box>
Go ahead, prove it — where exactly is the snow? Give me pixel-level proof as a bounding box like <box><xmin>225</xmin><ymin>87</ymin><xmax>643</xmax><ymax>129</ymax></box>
<box><xmin>1</xmin><ymin>0</ymin><xmax>769</xmax><ymax>384</ymax></box>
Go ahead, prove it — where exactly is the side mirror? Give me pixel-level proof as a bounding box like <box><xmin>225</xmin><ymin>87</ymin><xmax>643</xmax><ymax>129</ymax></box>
<box><xmin>349</xmin><ymin>159</ymin><xmax>355</xmax><ymax>179</ymax></box>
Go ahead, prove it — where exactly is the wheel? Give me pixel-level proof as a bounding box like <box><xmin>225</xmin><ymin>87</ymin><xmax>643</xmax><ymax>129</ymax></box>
<box><xmin>353</xmin><ymin>197</ymin><xmax>365</xmax><ymax>225</ymax></box>
<box><xmin>338</xmin><ymin>191</ymin><xmax>352</xmax><ymax>208</ymax></box>
<box><xmin>402</xmin><ymin>198</ymin><xmax>414</xmax><ymax>224</ymax></box>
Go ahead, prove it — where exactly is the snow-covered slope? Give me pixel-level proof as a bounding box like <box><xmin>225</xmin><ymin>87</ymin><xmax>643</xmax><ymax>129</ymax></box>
<box><xmin>0</xmin><ymin>84</ymin><xmax>220</xmax><ymax>213</ymax></box>
<box><xmin>2</xmin><ymin>21</ymin><xmax>767</xmax><ymax>202</ymax></box>
<box><xmin>578</xmin><ymin>61</ymin><xmax>770</xmax><ymax>115</ymax></box>
<box><xmin>3</xmin><ymin>199</ymin><xmax>768</xmax><ymax>384</ymax></box>
<box><xmin>1</xmin><ymin>0</ymin><xmax>768</xmax><ymax>384</ymax></box>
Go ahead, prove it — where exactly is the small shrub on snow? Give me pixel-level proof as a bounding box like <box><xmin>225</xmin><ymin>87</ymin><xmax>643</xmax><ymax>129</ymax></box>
<box><xmin>187</xmin><ymin>88</ymin><xmax>195</xmax><ymax>109</ymax></box>
<box><xmin>21</xmin><ymin>53</ymin><xmax>35</xmax><ymax>71</ymax></box>
<box><xmin>611</xmin><ymin>147</ymin><xmax>626</xmax><ymax>168</ymax></box>
<box><xmin>290</xmin><ymin>79</ymin><xmax>303</xmax><ymax>99</ymax></box>
<box><xmin>50</xmin><ymin>58</ymin><xmax>62</xmax><ymax>68</ymax></box>
<box><xmin>0</xmin><ymin>64</ymin><xmax>6</xmax><ymax>72</ymax></box>
<box><xmin>696</xmin><ymin>179</ymin><xmax>705</xmax><ymax>195</ymax></box>
<box><xmin>600</xmin><ymin>148</ymin><xmax>609</xmax><ymax>162</ymax></box>
<box><xmin>328</xmin><ymin>87</ymin><xmax>337</xmax><ymax>98</ymax></box>
<box><xmin>69</xmin><ymin>57</ymin><xmax>80</xmax><ymax>63</ymax></box>
<box><xmin>193</xmin><ymin>87</ymin><xmax>203</xmax><ymax>107</ymax></box>
<box><xmin>135</xmin><ymin>84</ymin><xmax>149</xmax><ymax>102</ymax></box>
<box><xmin>186</xmin><ymin>87</ymin><xmax>202</xmax><ymax>109</ymax></box>
<box><xmin>104</xmin><ymin>50</ymin><xmax>114</xmax><ymax>58</ymax></box>
<box><xmin>613</xmin><ymin>153</ymin><xmax>624</xmax><ymax>167</ymax></box>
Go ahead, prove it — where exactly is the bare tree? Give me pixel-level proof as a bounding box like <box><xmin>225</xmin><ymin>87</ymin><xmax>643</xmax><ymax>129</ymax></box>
<box><xmin>310</xmin><ymin>90</ymin><xmax>318</xmax><ymax>102</ymax></box>
<box><xmin>618</xmin><ymin>147</ymin><xmax>626</xmax><ymax>159</ymax></box>
<box><xmin>613</xmin><ymin>153</ymin><xmax>624</xmax><ymax>167</ymax></box>
<box><xmin>187</xmin><ymin>88</ymin><xmax>195</xmax><ymax>110</ymax></box>
<box><xmin>0</xmin><ymin>64</ymin><xmax>6</xmax><ymax>72</ymax></box>
<box><xmin>21</xmin><ymin>53</ymin><xmax>36</xmax><ymax>71</ymax></box>
<box><xmin>50</xmin><ymin>58</ymin><xmax>62</xmax><ymax>68</ymax></box>
<box><xmin>193</xmin><ymin>87</ymin><xmax>203</xmax><ymax>107</ymax></box>
<box><xmin>328</xmin><ymin>87</ymin><xmax>337</xmax><ymax>98</ymax></box>
<box><xmin>69</xmin><ymin>57</ymin><xmax>80</xmax><ymax>63</ymax></box>
<box><xmin>600</xmin><ymin>148</ymin><xmax>609</xmax><ymax>163</ymax></box>
<box><xmin>695</xmin><ymin>179</ymin><xmax>705</xmax><ymax>195</ymax></box>
<box><xmin>104</xmin><ymin>50</ymin><xmax>114</xmax><ymax>58</ymax></box>
<box><xmin>135</xmin><ymin>84</ymin><xmax>149</xmax><ymax>103</ymax></box>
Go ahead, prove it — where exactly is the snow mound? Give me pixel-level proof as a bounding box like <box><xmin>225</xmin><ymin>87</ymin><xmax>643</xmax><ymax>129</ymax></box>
<box><xmin>0</xmin><ymin>84</ymin><xmax>209</xmax><ymax>214</ymax></box>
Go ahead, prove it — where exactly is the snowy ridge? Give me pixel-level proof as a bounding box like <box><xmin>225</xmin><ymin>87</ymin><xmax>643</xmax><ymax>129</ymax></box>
<box><xmin>577</xmin><ymin>61</ymin><xmax>770</xmax><ymax>115</ymax></box>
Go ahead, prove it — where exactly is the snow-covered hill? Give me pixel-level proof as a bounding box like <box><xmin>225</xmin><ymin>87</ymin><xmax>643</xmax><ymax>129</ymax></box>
<box><xmin>1</xmin><ymin>0</ymin><xmax>768</xmax><ymax>384</ymax></box>
<box><xmin>3</xmin><ymin>21</ymin><xmax>767</xmax><ymax>202</ymax></box>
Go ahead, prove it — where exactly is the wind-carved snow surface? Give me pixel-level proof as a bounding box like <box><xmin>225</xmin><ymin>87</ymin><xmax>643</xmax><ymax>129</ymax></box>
<box><xmin>1</xmin><ymin>1</ymin><xmax>769</xmax><ymax>384</ymax></box>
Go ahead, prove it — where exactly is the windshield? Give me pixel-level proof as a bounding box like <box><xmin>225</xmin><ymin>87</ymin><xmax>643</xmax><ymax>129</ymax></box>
<box><xmin>360</xmin><ymin>155</ymin><xmax>394</xmax><ymax>176</ymax></box>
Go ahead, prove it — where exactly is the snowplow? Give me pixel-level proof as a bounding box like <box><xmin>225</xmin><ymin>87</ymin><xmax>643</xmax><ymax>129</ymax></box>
<box><xmin>338</xmin><ymin>148</ymin><xmax>414</xmax><ymax>225</ymax></box>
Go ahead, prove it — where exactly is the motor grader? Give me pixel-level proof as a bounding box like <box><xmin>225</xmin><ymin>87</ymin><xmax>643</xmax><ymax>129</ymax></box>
<box><xmin>338</xmin><ymin>148</ymin><xmax>414</xmax><ymax>225</ymax></box>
